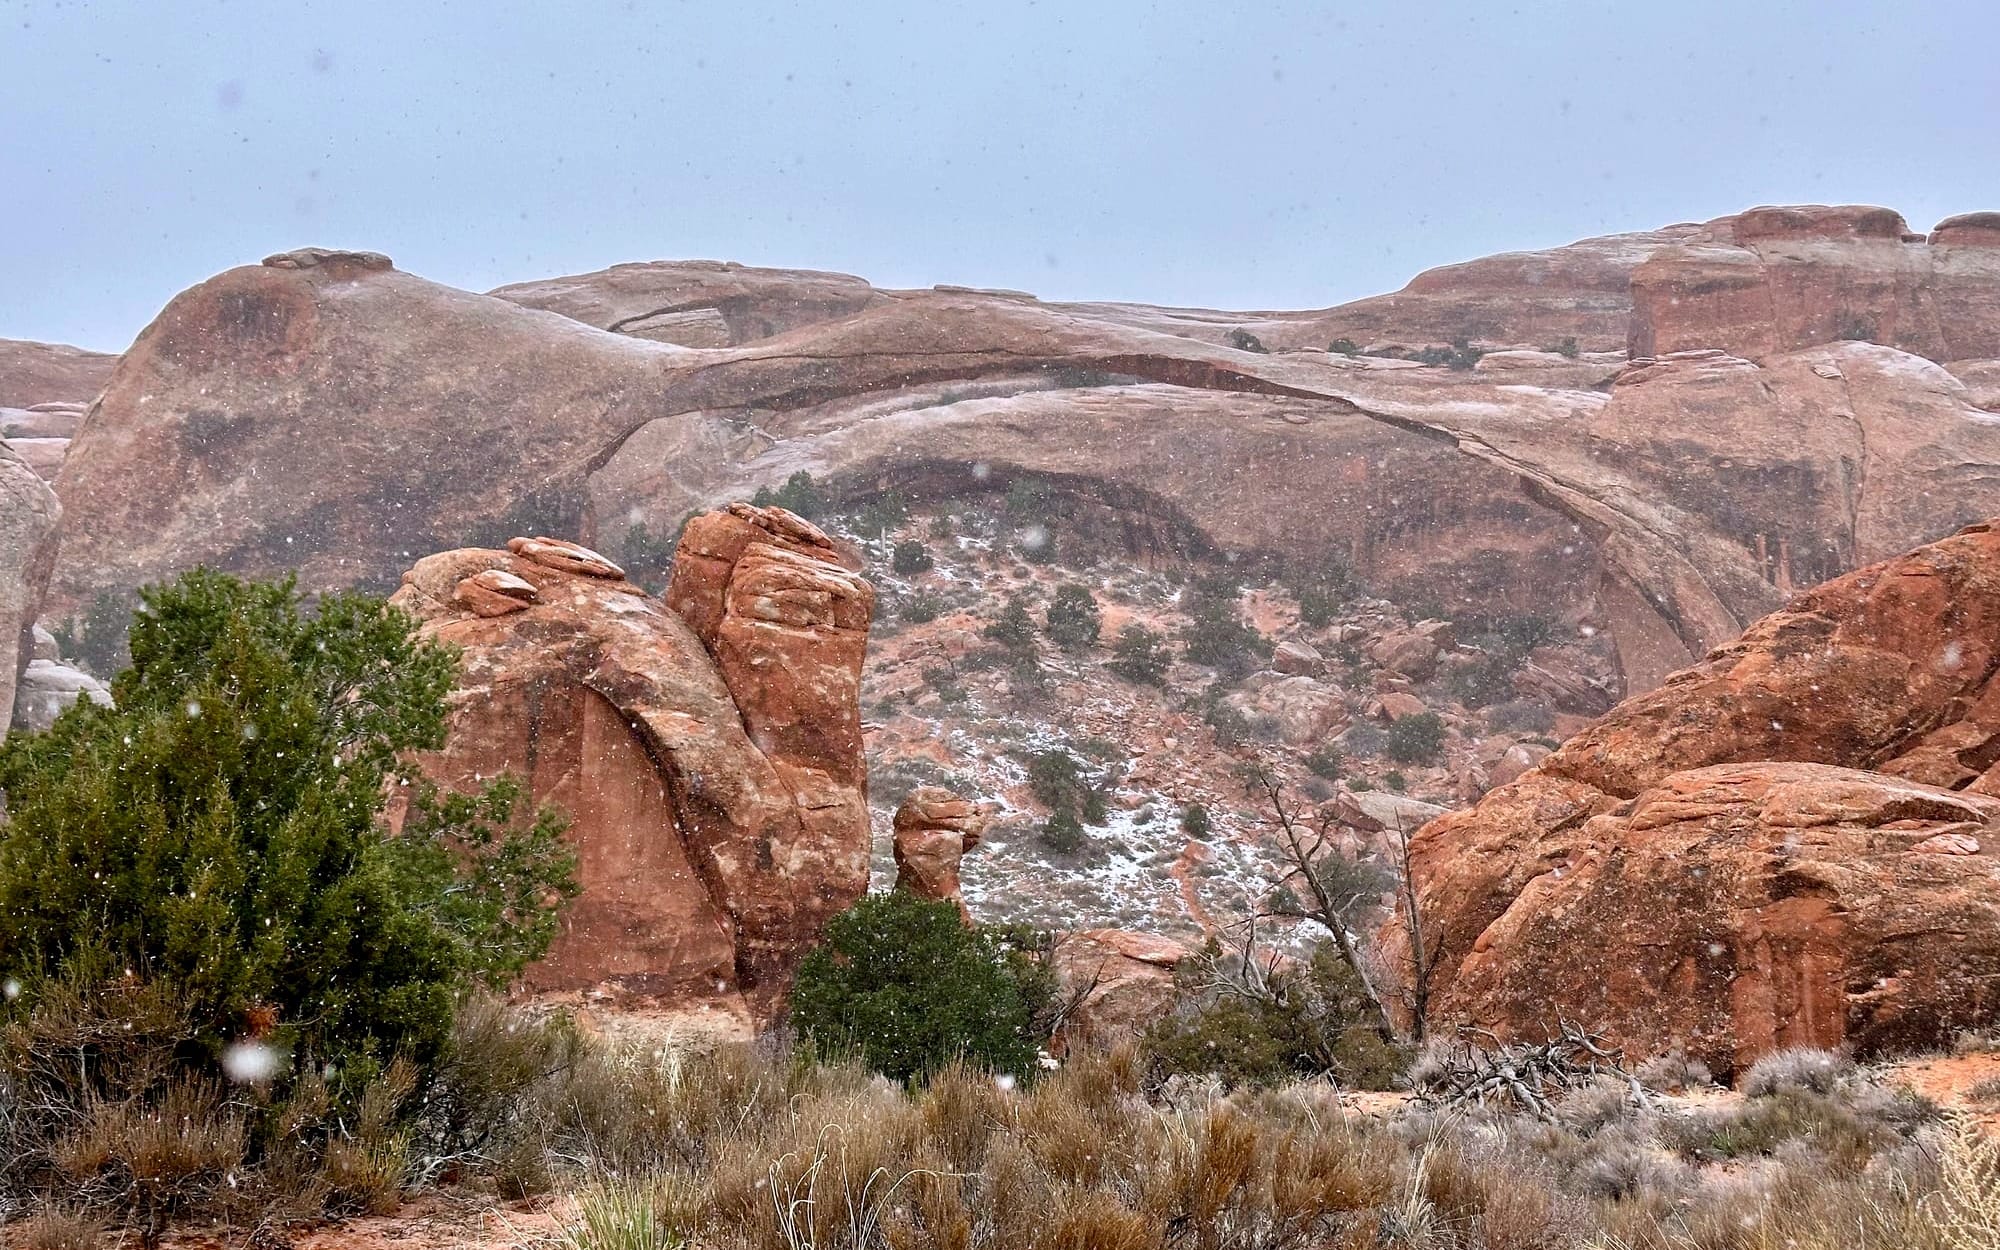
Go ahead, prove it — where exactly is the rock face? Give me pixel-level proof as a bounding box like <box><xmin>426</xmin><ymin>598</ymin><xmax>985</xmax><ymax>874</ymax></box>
<box><xmin>389</xmin><ymin>508</ymin><xmax>873</xmax><ymax>1017</ymax></box>
<box><xmin>1391</xmin><ymin>521</ymin><xmax>2000</xmax><ymax>1072</ymax></box>
<box><xmin>1051</xmin><ymin>929</ymin><xmax>1189</xmax><ymax>1051</ymax></box>
<box><xmin>46</xmin><ymin>205</ymin><xmax>2000</xmax><ymax>706</ymax></box>
<box><xmin>1630</xmin><ymin>206</ymin><xmax>2000</xmax><ymax>362</ymax></box>
<box><xmin>0</xmin><ymin>339</ymin><xmax>115</xmax><ymax>409</ymax></box>
<box><xmin>12</xmin><ymin>659</ymin><xmax>110</xmax><ymax>732</ymax></box>
<box><xmin>0</xmin><ymin>442</ymin><xmax>61</xmax><ymax>739</ymax></box>
<box><xmin>891</xmin><ymin>786</ymin><xmax>988</xmax><ymax>914</ymax></box>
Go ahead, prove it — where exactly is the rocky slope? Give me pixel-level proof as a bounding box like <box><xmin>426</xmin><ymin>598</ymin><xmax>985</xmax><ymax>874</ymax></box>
<box><xmin>42</xmin><ymin>207</ymin><xmax>2000</xmax><ymax>709</ymax></box>
<box><xmin>1393</xmin><ymin>521</ymin><xmax>2000</xmax><ymax>1072</ymax></box>
<box><xmin>390</xmin><ymin>508</ymin><xmax>872</xmax><ymax>1022</ymax></box>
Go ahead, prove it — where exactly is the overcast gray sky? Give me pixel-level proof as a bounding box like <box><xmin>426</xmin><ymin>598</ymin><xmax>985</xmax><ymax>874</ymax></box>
<box><xmin>5</xmin><ymin>0</ymin><xmax>1997</xmax><ymax>351</ymax></box>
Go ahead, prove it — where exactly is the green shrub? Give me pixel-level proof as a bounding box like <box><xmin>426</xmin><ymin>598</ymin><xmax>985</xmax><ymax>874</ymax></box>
<box><xmin>1109</xmin><ymin>625</ymin><xmax>1170</xmax><ymax>685</ymax></box>
<box><xmin>1305</xmin><ymin>745</ymin><xmax>1344</xmax><ymax>780</ymax></box>
<box><xmin>1144</xmin><ymin>943</ymin><xmax>1406</xmax><ymax>1090</ymax></box>
<box><xmin>1549</xmin><ymin>336</ymin><xmax>1581</xmax><ymax>359</ymax></box>
<box><xmin>1027</xmin><ymin>749</ymin><xmax>1107</xmax><ymax>825</ymax></box>
<box><xmin>1384</xmin><ymin>770</ymin><xmax>1407</xmax><ymax>792</ymax></box>
<box><xmin>1039</xmin><ymin>812</ymin><xmax>1088</xmax><ymax>855</ymax></box>
<box><xmin>1290</xmin><ymin>561</ymin><xmax>1357</xmax><ymax>628</ymax></box>
<box><xmin>1179</xmin><ymin>803</ymin><xmax>1211</xmax><ymax>839</ymax></box>
<box><xmin>1227</xmin><ymin>328</ymin><xmax>1269</xmax><ymax>354</ymax></box>
<box><xmin>982</xmin><ymin>594</ymin><xmax>1037</xmax><ymax>650</ymax></box>
<box><xmin>1384</xmin><ymin>712</ymin><xmax>1446</xmax><ymax>764</ymax></box>
<box><xmin>750</xmin><ymin>470</ymin><xmax>828</xmax><ymax>519</ymax></box>
<box><xmin>1203</xmin><ymin>695</ymin><xmax>1253</xmax><ymax>747</ymax></box>
<box><xmin>853</xmin><ymin>490</ymin><xmax>909</xmax><ymax>535</ymax></box>
<box><xmin>1414</xmin><ymin>337</ymin><xmax>1485</xmax><ymax>370</ymax></box>
<box><xmin>891</xmin><ymin>539</ymin><xmax>934</xmax><ymax>575</ymax></box>
<box><xmin>1180</xmin><ymin>574</ymin><xmax>1265</xmax><ymax>676</ymax></box>
<box><xmin>611</xmin><ymin>518</ymin><xmax>689</xmax><ymax>592</ymax></box>
<box><xmin>1044</xmin><ymin>584</ymin><xmax>1101</xmax><ymax>650</ymax></box>
<box><xmin>1328</xmin><ymin>338</ymin><xmax>1361</xmax><ymax>356</ymax></box>
<box><xmin>1004</xmin><ymin>475</ymin><xmax>1061</xmax><ymax>524</ymax></box>
<box><xmin>0</xmin><ymin>571</ymin><xmax>577</xmax><ymax>1073</ymax></box>
<box><xmin>789</xmin><ymin>892</ymin><xmax>1052</xmax><ymax>1083</ymax></box>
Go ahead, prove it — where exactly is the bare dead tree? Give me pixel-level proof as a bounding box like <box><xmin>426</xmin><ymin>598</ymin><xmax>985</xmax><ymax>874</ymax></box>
<box><xmin>1239</xmin><ymin>760</ymin><xmax>1397</xmax><ymax>1038</ymax></box>
<box><xmin>1385</xmin><ymin>812</ymin><xmax>1442</xmax><ymax>1043</ymax></box>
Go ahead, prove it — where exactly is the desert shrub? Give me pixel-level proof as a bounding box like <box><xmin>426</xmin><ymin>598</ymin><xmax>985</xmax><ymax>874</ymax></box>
<box><xmin>1290</xmin><ymin>560</ymin><xmax>1358</xmax><ymax>627</ymax></box>
<box><xmin>1203</xmin><ymin>694</ymin><xmax>1253</xmax><ymax>748</ymax></box>
<box><xmin>789</xmin><ymin>892</ymin><xmax>1053</xmax><ymax>1083</ymax></box>
<box><xmin>1226</xmin><ymin>327</ymin><xmax>1269</xmax><ymax>353</ymax></box>
<box><xmin>1304</xmin><ymin>745</ymin><xmax>1344</xmax><ymax>780</ymax></box>
<box><xmin>1108</xmin><ymin>625</ymin><xmax>1170</xmax><ymax>685</ymax></box>
<box><xmin>1180</xmin><ymin>574</ymin><xmax>1266</xmax><ymax>676</ymax></box>
<box><xmin>891</xmin><ymin>539</ymin><xmax>933</xmax><ymax>575</ymax></box>
<box><xmin>1027</xmin><ymin>749</ymin><xmax>1107</xmax><ymax>826</ymax></box>
<box><xmin>750</xmin><ymin>469</ymin><xmax>827</xmax><ymax>519</ymax></box>
<box><xmin>1180</xmin><ymin>803</ymin><xmax>1211</xmax><ymax>839</ymax></box>
<box><xmin>1044</xmin><ymin>584</ymin><xmax>1102</xmax><ymax>650</ymax></box>
<box><xmin>1741</xmin><ymin>1047</ymin><xmax>1854</xmax><ymax>1097</ymax></box>
<box><xmin>1385</xmin><ymin>712</ymin><xmax>1446</xmax><ymax>764</ymax></box>
<box><xmin>1637</xmin><ymin>1050</ymin><xmax>1715</xmax><ymax>1093</ymax></box>
<box><xmin>608</xmin><ymin>517</ymin><xmax>690</xmax><ymax>592</ymax></box>
<box><xmin>12</xmin><ymin>1206</ymin><xmax>107</xmax><ymax>1250</ymax></box>
<box><xmin>983</xmin><ymin>593</ymin><xmax>1038</xmax><ymax>652</ymax></box>
<box><xmin>1549</xmin><ymin>336</ymin><xmax>1581</xmax><ymax>358</ymax></box>
<box><xmin>898</xmin><ymin>591</ymin><xmax>944</xmax><ymax>624</ymax></box>
<box><xmin>1328</xmin><ymin>337</ymin><xmax>1361</xmax><ymax>356</ymax></box>
<box><xmin>0</xmin><ymin>571</ymin><xmax>577</xmax><ymax>1074</ymax></box>
<box><xmin>852</xmin><ymin>490</ymin><xmax>910</xmax><ymax>536</ymax></box>
<box><xmin>1415</xmin><ymin>337</ymin><xmax>1485</xmax><ymax>370</ymax></box>
<box><xmin>1144</xmin><ymin>943</ymin><xmax>1406</xmax><ymax>1091</ymax></box>
<box><xmin>1384</xmin><ymin>770</ymin><xmax>1407</xmax><ymax>791</ymax></box>
<box><xmin>1005</xmin><ymin>474</ymin><xmax>1062</xmax><ymax>524</ymax></box>
<box><xmin>1968</xmin><ymin>1075</ymin><xmax>2000</xmax><ymax>1105</ymax></box>
<box><xmin>1040</xmin><ymin>812</ymin><xmax>1088</xmax><ymax>856</ymax></box>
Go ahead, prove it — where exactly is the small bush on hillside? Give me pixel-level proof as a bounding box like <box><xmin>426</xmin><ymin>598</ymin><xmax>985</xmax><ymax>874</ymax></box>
<box><xmin>1180</xmin><ymin>574</ymin><xmax>1265</xmax><ymax>676</ymax></box>
<box><xmin>1203</xmin><ymin>694</ymin><xmax>1253</xmax><ymax>748</ymax></box>
<box><xmin>1384</xmin><ymin>770</ymin><xmax>1407</xmax><ymax>791</ymax></box>
<box><xmin>1144</xmin><ymin>943</ymin><xmax>1406</xmax><ymax>1091</ymax></box>
<box><xmin>1109</xmin><ymin>625</ymin><xmax>1170</xmax><ymax>685</ymax></box>
<box><xmin>1044</xmin><ymin>584</ymin><xmax>1101</xmax><ymax>650</ymax></box>
<box><xmin>898</xmin><ymin>591</ymin><xmax>944</xmax><ymax>624</ymax></box>
<box><xmin>1005</xmin><ymin>475</ymin><xmax>1062</xmax><ymax>524</ymax></box>
<box><xmin>1385</xmin><ymin>712</ymin><xmax>1446</xmax><ymax>764</ymax></box>
<box><xmin>1227</xmin><ymin>328</ymin><xmax>1269</xmax><ymax>354</ymax></box>
<box><xmin>1414</xmin><ymin>337</ymin><xmax>1485</xmax><ymax>370</ymax></box>
<box><xmin>611</xmin><ymin>517</ymin><xmax>689</xmax><ymax>591</ymax></box>
<box><xmin>1290</xmin><ymin>560</ymin><xmax>1358</xmax><ymax>628</ymax></box>
<box><xmin>789</xmin><ymin>891</ymin><xmax>1053</xmax><ymax>1083</ymax></box>
<box><xmin>1039</xmin><ymin>811</ymin><xmax>1088</xmax><ymax>856</ymax></box>
<box><xmin>852</xmin><ymin>490</ymin><xmax>909</xmax><ymax>535</ymax></box>
<box><xmin>1328</xmin><ymin>337</ymin><xmax>1361</xmax><ymax>356</ymax></box>
<box><xmin>1550</xmin><ymin>336</ymin><xmax>1581</xmax><ymax>358</ymax></box>
<box><xmin>983</xmin><ymin>594</ymin><xmax>1037</xmax><ymax>650</ymax></box>
<box><xmin>891</xmin><ymin>539</ymin><xmax>933</xmax><ymax>575</ymax></box>
<box><xmin>1180</xmin><ymin>803</ymin><xmax>1211</xmax><ymax>839</ymax></box>
<box><xmin>1027</xmin><ymin>749</ymin><xmax>1107</xmax><ymax>826</ymax></box>
<box><xmin>1305</xmin><ymin>745</ymin><xmax>1344</xmax><ymax>780</ymax></box>
<box><xmin>1741</xmin><ymin>1047</ymin><xmax>1854</xmax><ymax>1098</ymax></box>
<box><xmin>750</xmin><ymin>469</ymin><xmax>827</xmax><ymax>519</ymax></box>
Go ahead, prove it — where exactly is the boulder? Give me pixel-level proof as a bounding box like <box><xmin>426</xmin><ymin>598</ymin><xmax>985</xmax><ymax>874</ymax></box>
<box><xmin>1371</xmin><ymin>629</ymin><xmax>1441</xmax><ymax>679</ymax></box>
<box><xmin>7</xmin><ymin>437</ymin><xmax>68</xmax><ymax>482</ymax></box>
<box><xmin>891</xmin><ymin>786</ymin><xmax>989</xmax><ymax>914</ymax></box>
<box><xmin>1488</xmin><ymin>741</ymin><xmax>1551</xmax><ymax>788</ymax></box>
<box><xmin>390</xmin><ymin>504</ymin><xmax>874</xmax><ymax>1019</ymax></box>
<box><xmin>1378</xmin><ymin>691</ymin><xmax>1429</xmax><ymax>721</ymax></box>
<box><xmin>1228</xmin><ymin>672</ymin><xmax>1347</xmax><ymax>745</ymax></box>
<box><xmin>0</xmin><ymin>339</ymin><xmax>114</xmax><ymax>409</ymax></box>
<box><xmin>0</xmin><ymin>442</ymin><xmax>59</xmax><ymax>739</ymax></box>
<box><xmin>1389</xmin><ymin>521</ymin><xmax>2000</xmax><ymax>1072</ymax></box>
<box><xmin>12</xmin><ymin>659</ymin><xmax>110</xmax><ymax>733</ymax></box>
<box><xmin>1272</xmin><ymin>639</ymin><xmax>1324</xmax><ymax>676</ymax></box>
<box><xmin>1051</xmin><ymin>928</ymin><xmax>1190</xmax><ymax>1052</ymax></box>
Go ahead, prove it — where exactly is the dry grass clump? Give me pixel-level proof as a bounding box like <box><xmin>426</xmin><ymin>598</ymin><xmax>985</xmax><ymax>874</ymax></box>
<box><xmin>1739</xmin><ymin>1045</ymin><xmax>1854</xmax><ymax>1097</ymax></box>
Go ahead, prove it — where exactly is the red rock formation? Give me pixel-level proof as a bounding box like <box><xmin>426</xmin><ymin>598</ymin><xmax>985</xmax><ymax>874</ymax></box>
<box><xmin>1630</xmin><ymin>205</ymin><xmax>2000</xmax><ymax>362</ymax></box>
<box><xmin>1051</xmin><ymin>929</ymin><xmax>1189</xmax><ymax>1051</ymax></box>
<box><xmin>1389</xmin><ymin>521</ymin><xmax>2000</xmax><ymax>1071</ymax></box>
<box><xmin>891</xmin><ymin>786</ymin><xmax>988</xmax><ymax>914</ymax></box>
<box><xmin>1</xmin><ymin>441</ymin><xmax>61</xmax><ymax>737</ymax></box>
<box><xmin>389</xmin><ymin>511</ymin><xmax>873</xmax><ymax>1018</ymax></box>
<box><xmin>0</xmin><ymin>338</ymin><xmax>115</xmax><ymax>409</ymax></box>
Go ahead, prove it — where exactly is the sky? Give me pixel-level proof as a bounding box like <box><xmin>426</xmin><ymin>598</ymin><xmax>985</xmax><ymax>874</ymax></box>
<box><xmin>4</xmin><ymin>0</ymin><xmax>1998</xmax><ymax>352</ymax></box>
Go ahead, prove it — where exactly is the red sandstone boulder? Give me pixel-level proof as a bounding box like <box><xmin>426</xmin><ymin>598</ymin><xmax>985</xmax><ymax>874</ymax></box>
<box><xmin>1</xmin><ymin>441</ymin><xmax>61</xmax><ymax>737</ymax></box>
<box><xmin>1388</xmin><ymin>521</ymin><xmax>2000</xmax><ymax>1072</ymax></box>
<box><xmin>390</xmin><ymin>505</ymin><xmax>874</xmax><ymax>1019</ymax></box>
<box><xmin>891</xmin><ymin>786</ymin><xmax>988</xmax><ymax>915</ymax></box>
<box><xmin>1051</xmin><ymin>929</ymin><xmax>1190</xmax><ymax>1051</ymax></box>
<box><xmin>0</xmin><ymin>338</ymin><xmax>115</xmax><ymax>409</ymax></box>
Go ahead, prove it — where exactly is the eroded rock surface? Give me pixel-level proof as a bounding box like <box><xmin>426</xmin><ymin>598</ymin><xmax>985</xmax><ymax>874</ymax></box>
<box><xmin>1391</xmin><ymin>522</ymin><xmax>2000</xmax><ymax>1071</ymax></box>
<box><xmin>389</xmin><ymin>508</ymin><xmax>873</xmax><ymax>1018</ymax></box>
<box><xmin>891</xmin><ymin>786</ymin><xmax>988</xmax><ymax>914</ymax></box>
<box><xmin>0</xmin><ymin>442</ymin><xmax>60</xmax><ymax>738</ymax></box>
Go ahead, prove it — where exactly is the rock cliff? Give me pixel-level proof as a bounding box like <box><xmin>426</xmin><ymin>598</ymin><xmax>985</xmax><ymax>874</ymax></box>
<box><xmin>388</xmin><ymin>511</ymin><xmax>872</xmax><ymax>1019</ymax></box>
<box><xmin>1390</xmin><ymin>521</ymin><xmax>2000</xmax><ymax>1071</ymax></box>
